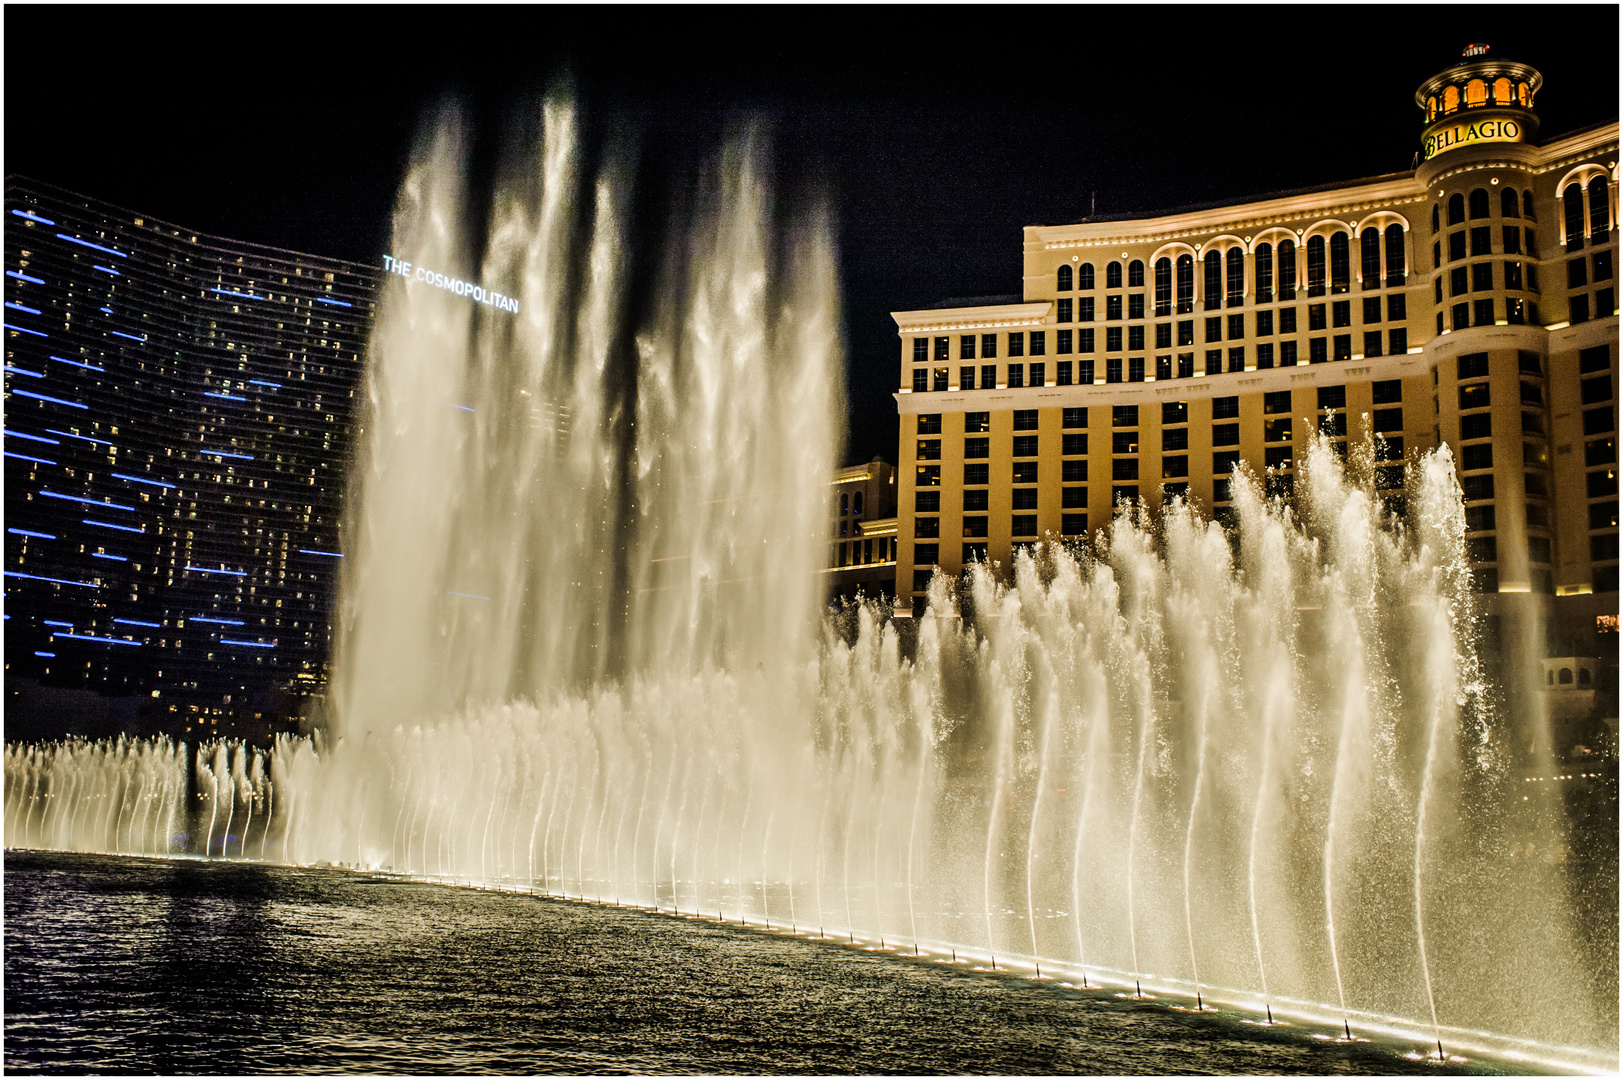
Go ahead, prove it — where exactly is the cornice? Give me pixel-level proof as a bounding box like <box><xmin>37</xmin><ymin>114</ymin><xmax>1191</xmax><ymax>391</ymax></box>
<box><xmin>892</xmin><ymin>302</ymin><xmax>1051</xmax><ymax>333</ymax></box>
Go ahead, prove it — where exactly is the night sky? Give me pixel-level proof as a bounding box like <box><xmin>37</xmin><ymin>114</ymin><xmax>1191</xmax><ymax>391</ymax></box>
<box><xmin>7</xmin><ymin>9</ymin><xmax>1616</xmax><ymax>466</ymax></box>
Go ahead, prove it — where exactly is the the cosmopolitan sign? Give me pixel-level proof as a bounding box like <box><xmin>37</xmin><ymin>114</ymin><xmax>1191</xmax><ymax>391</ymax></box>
<box><xmin>1423</xmin><ymin>117</ymin><xmax>1524</xmax><ymax>161</ymax></box>
<box><xmin>383</xmin><ymin>255</ymin><xmax>520</xmax><ymax>315</ymax></box>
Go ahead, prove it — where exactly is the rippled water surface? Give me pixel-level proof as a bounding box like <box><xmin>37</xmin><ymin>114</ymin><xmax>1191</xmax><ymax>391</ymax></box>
<box><xmin>5</xmin><ymin>852</ymin><xmax>1520</xmax><ymax>1074</ymax></box>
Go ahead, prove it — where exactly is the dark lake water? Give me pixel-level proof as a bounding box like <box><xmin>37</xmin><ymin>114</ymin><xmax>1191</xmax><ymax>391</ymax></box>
<box><xmin>4</xmin><ymin>851</ymin><xmax>1526</xmax><ymax>1075</ymax></box>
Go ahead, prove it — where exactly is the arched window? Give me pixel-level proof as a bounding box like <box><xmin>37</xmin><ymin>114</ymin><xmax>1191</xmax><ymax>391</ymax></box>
<box><xmin>1559</xmin><ymin>667</ymin><xmax>1573</xmax><ymax>685</ymax></box>
<box><xmin>1443</xmin><ymin>85</ymin><xmax>1459</xmax><ymax>113</ymax></box>
<box><xmin>1079</xmin><ymin>262</ymin><xmax>1095</xmax><ymax>289</ymax></box>
<box><xmin>1255</xmin><ymin>243</ymin><xmax>1274</xmax><ymax>304</ymax></box>
<box><xmin>1203</xmin><ymin>250</ymin><xmax>1222</xmax><ymax>311</ymax></box>
<box><xmin>1432</xmin><ymin>204</ymin><xmax>1441</xmax><ymax>234</ymax></box>
<box><xmin>1517</xmin><ymin>82</ymin><xmax>1529</xmax><ymax>107</ymax></box>
<box><xmin>1360</xmin><ymin>228</ymin><xmax>1381</xmax><ymax>289</ymax></box>
<box><xmin>1501</xmin><ymin>187</ymin><xmax>1519</xmax><ymax>218</ymax></box>
<box><xmin>1448</xmin><ymin>193</ymin><xmax>1465</xmax><ymax>225</ymax></box>
<box><xmin>1329</xmin><ymin>232</ymin><xmax>1350</xmax><ymax>294</ymax></box>
<box><xmin>1493</xmin><ymin>77</ymin><xmax>1512</xmax><ymax>104</ymax></box>
<box><xmin>1154</xmin><ymin>258</ymin><xmax>1172</xmax><ymax>317</ymax></box>
<box><xmin>1226</xmin><ymin>247</ymin><xmax>1244</xmax><ymax>306</ymax></box>
<box><xmin>1580</xmin><ymin>667</ymin><xmax>1593</xmax><ymax>686</ymax></box>
<box><xmin>1469</xmin><ymin>188</ymin><xmax>1490</xmax><ymax>219</ymax></box>
<box><xmin>1564</xmin><ymin>184</ymin><xmax>1586</xmax><ymax>249</ymax></box>
<box><xmin>1427</xmin><ymin>96</ymin><xmax>1438</xmax><ymax>122</ymax></box>
<box><xmin>1128</xmin><ymin>259</ymin><xmax>1145</xmax><ymax>288</ymax></box>
<box><xmin>1057</xmin><ymin>264</ymin><xmax>1073</xmax><ymax>291</ymax></box>
<box><xmin>1176</xmin><ymin>254</ymin><xmax>1194</xmax><ymax>313</ymax></box>
<box><xmin>1588</xmin><ymin>176</ymin><xmax>1611</xmax><ymax>243</ymax></box>
<box><xmin>1278</xmin><ymin>239</ymin><xmax>1297</xmax><ymax>300</ymax></box>
<box><xmin>1465</xmin><ymin>79</ymin><xmax>1486</xmax><ymax>107</ymax></box>
<box><xmin>840</xmin><ymin>493</ymin><xmax>849</xmax><ymax>514</ymax></box>
<box><xmin>1306</xmin><ymin>235</ymin><xmax>1326</xmax><ymax>296</ymax></box>
<box><xmin>1384</xmin><ymin>224</ymin><xmax>1406</xmax><ymax>287</ymax></box>
<box><xmin>1106</xmin><ymin>261</ymin><xmax>1123</xmax><ymax>289</ymax></box>
<box><xmin>1523</xmin><ymin>190</ymin><xmax>1535</xmax><ymax>220</ymax></box>
<box><xmin>853</xmin><ymin>491</ymin><xmax>863</xmax><ymax>515</ymax></box>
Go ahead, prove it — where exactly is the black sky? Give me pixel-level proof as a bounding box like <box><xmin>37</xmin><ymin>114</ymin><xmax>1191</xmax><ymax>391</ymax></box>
<box><xmin>6</xmin><ymin>8</ymin><xmax>1617</xmax><ymax>466</ymax></box>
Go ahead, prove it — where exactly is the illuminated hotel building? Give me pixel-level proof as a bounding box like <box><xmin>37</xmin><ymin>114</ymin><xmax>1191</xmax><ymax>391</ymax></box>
<box><xmin>3</xmin><ymin>179</ymin><xmax>376</xmax><ymax>702</ymax></box>
<box><xmin>891</xmin><ymin>48</ymin><xmax>1618</xmax><ymax>650</ymax></box>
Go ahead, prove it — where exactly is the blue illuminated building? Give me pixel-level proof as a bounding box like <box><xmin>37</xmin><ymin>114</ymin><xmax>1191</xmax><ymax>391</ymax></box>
<box><xmin>4</xmin><ymin>179</ymin><xmax>376</xmax><ymax>707</ymax></box>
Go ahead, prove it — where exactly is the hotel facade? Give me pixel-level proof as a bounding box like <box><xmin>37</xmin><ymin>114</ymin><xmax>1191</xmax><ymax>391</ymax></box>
<box><xmin>3</xmin><ymin>179</ymin><xmax>376</xmax><ymax>708</ymax></box>
<box><xmin>891</xmin><ymin>48</ymin><xmax>1618</xmax><ymax>662</ymax></box>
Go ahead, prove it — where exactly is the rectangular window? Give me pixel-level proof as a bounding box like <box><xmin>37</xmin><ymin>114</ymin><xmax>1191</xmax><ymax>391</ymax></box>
<box><xmin>1582</xmin><ymin>375</ymin><xmax>1614</xmax><ymax>404</ymax></box>
<box><xmin>934</xmin><ymin>367</ymin><xmax>949</xmax><ymax>391</ymax></box>
<box><xmin>1079</xmin><ymin>359</ymin><xmax>1095</xmax><ymax>383</ymax></box>
<box><xmin>1317</xmin><ymin>384</ymin><xmax>1346</xmax><ymax>409</ymax></box>
<box><xmin>1228</xmin><ymin>346</ymin><xmax>1245</xmax><ymax>372</ymax></box>
<box><xmin>1228</xmin><ymin>313</ymin><xmax>1245</xmax><ymax>339</ymax></box>
<box><xmin>1363</xmin><ymin>297</ymin><xmax>1382</xmax><ymax>324</ymax></box>
<box><xmin>913</xmin><ymin>338</ymin><xmax>929</xmax><ymax>363</ymax></box>
<box><xmin>1178</xmin><ymin>352</ymin><xmax>1194</xmax><ymax>378</ymax></box>
<box><xmin>1265</xmin><ymin>446</ymin><xmax>1293</xmax><ymax>469</ymax></box>
<box><xmin>1106</xmin><ymin>357</ymin><xmax>1123</xmax><ymax>383</ymax></box>
<box><xmin>1462</xmin><ymin>413</ymin><xmax>1493</xmax><ymax>440</ymax></box>
<box><xmin>1156</xmin><ymin>354</ymin><xmax>1172</xmax><ymax>380</ymax></box>
<box><xmin>1333</xmin><ymin>334</ymin><xmax>1351</xmax><ymax>362</ymax></box>
<box><xmin>1062</xmin><ymin>486</ymin><xmax>1087</xmax><ymax>508</ymax></box>
<box><xmin>1062</xmin><ymin>459</ymin><xmax>1087</xmax><ymax>482</ymax></box>
<box><xmin>960</xmin><ymin>334</ymin><xmax>976</xmax><ymax>360</ymax></box>
<box><xmin>965</xmin><ymin>412</ymin><xmax>990</xmax><ymax>435</ymax></box>
<box><xmin>1008</xmin><ymin>364</ymin><xmax>1024</xmax><ymax>388</ymax></box>
<box><xmin>1013</xmin><ymin>409</ymin><xmax>1038</xmax><ymax>430</ymax></box>
<box><xmin>1213</xmin><ymin>395</ymin><xmax>1239</xmax><ymax>418</ymax></box>
<box><xmin>981</xmin><ymin>363</ymin><xmax>998</xmax><ymax>388</ymax></box>
<box><xmin>1580</xmin><ymin>346</ymin><xmax>1610</xmax><ymax>373</ymax></box>
<box><xmin>1113</xmin><ymin>485</ymin><xmax>1140</xmax><ymax>503</ymax></box>
<box><xmin>1280</xmin><ymin>307</ymin><xmax>1297</xmax><ymax>333</ymax></box>
<box><xmin>1572</xmin><ymin>294</ymin><xmax>1591</xmax><ymax>325</ymax></box>
<box><xmin>1162</xmin><ymin>401</ymin><xmax>1187</xmax><ymax>425</ymax></box>
<box><xmin>1389</xmin><ymin>328</ymin><xmax>1408</xmax><ymax>354</ymax></box>
<box><xmin>1598</xmin><ymin>288</ymin><xmax>1616</xmax><ymax>317</ymax></box>
<box><xmin>1590</xmin><ymin>501</ymin><xmax>1619</xmax><ymax>529</ymax></box>
<box><xmin>1569</xmin><ymin>257</ymin><xmax>1590</xmax><ymax>288</ymax></box>
<box><xmin>912</xmin><ymin>368</ymin><xmax>928</xmax><ymax>392</ymax></box>
<box><xmin>1264</xmin><ymin>390</ymin><xmax>1292</xmax><ymax>413</ymax></box>
<box><xmin>1264</xmin><ymin>417</ymin><xmax>1292</xmax><ymax>442</ymax></box>
<box><xmin>1012</xmin><ymin>435</ymin><xmax>1039</xmax><ymax>457</ymax></box>
<box><xmin>1011</xmin><ymin>514</ymin><xmax>1038</xmax><ymax>537</ymax></box>
<box><xmin>1461</xmin><ymin>473</ymin><xmax>1494</xmax><ymax>500</ymax></box>
<box><xmin>964</xmin><ymin>437</ymin><xmax>989</xmax><ymax>458</ymax></box>
<box><xmin>1502</xmin><ymin>226</ymin><xmax>1520</xmax><ymax>254</ymax></box>
<box><xmin>1079</xmin><ymin>297</ymin><xmax>1095</xmax><ymax>322</ymax></box>
<box><xmin>1309</xmin><ymin>303</ymin><xmax>1327</xmax><ymax>331</ymax></box>
<box><xmin>914</xmin><ymin>517</ymin><xmax>940</xmax><ymax>538</ymax></box>
<box><xmin>1162</xmin><ymin>426</ymin><xmax>1189</xmax><ymax>451</ymax></box>
<box><xmin>1107</xmin><ymin>295</ymin><xmax>1123</xmax><ymax>321</ymax></box>
<box><xmin>1332</xmin><ymin>300</ymin><xmax>1350</xmax><ymax>328</ymax></box>
<box><xmin>981</xmin><ymin>333</ymin><xmax>998</xmax><ymax>358</ymax></box>
<box><xmin>1473</xmin><ymin>298</ymin><xmax>1495</xmax><ymax>326</ymax></box>
<box><xmin>1206</xmin><ymin>316</ymin><xmax>1222</xmax><ymax>342</ymax></box>
<box><xmin>964</xmin><ymin>462</ymin><xmax>989</xmax><ymax>485</ymax></box>
<box><xmin>1212</xmin><ymin>450</ymin><xmax>1241</xmax><ymax>474</ymax></box>
<box><xmin>916</xmin><ymin>465</ymin><xmax>941</xmax><ymax>486</ymax></box>
<box><xmin>1029</xmin><ymin>362</ymin><xmax>1046</xmax><ymax>386</ymax></box>
<box><xmin>1161</xmin><ymin>455</ymin><xmax>1188</xmax><ymax>478</ymax></box>
<box><xmin>1280</xmin><ymin>340</ymin><xmax>1298</xmax><ymax>366</ymax></box>
<box><xmin>1112</xmin><ymin>458</ymin><xmax>1139</xmax><ymax>481</ymax></box>
<box><xmin>1589</xmin><ymin>534</ymin><xmax>1618</xmax><ymax>562</ymax></box>
<box><xmin>1008</xmin><ymin>332</ymin><xmax>1024</xmax><ymax>357</ymax></box>
<box><xmin>1205</xmin><ymin>349</ymin><xmax>1222</xmax><ymax>376</ymax></box>
<box><xmin>1063</xmin><ymin>433</ymin><xmax>1087</xmax><ymax>455</ymax></box>
<box><xmin>1586</xmin><ymin>407</ymin><xmax>1616</xmax><ymax>435</ymax></box>
<box><xmin>964</xmin><ymin>489</ymin><xmax>988</xmax><ymax>511</ymax></box>
<box><xmin>1057</xmin><ymin>330</ymin><xmax>1073</xmax><ymax>354</ymax></box>
<box><xmin>1256</xmin><ymin>310</ymin><xmax>1274</xmax><ymax>336</ymax></box>
<box><xmin>1079</xmin><ymin>329</ymin><xmax>1095</xmax><ymax>354</ymax></box>
<box><xmin>934</xmin><ymin>337</ymin><xmax>950</xmax><ymax>362</ymax></box>
<box><xmin>914</xmin><ymin>544</ymin><xmax>939</xmax><ymax>566</ymax></box>
<box><xmin>1107</xmin><ymin>327</ymin><xmax>1123</xmax><ymax>352</ymax></box>
<box><xmin>1057</xmin><ymin>298</ymin><xmax>1072</xmax><ymax>323</ymax></box>
<box><xmin>1056</xmin><ymin>360</ymin><xmax>1073</xmax><ymax>385</ymax></box>
<box><xmin>1129</xmin><ymin>294</ymin><xmax>1145</xmax><ymax>320</ymax></box>
<box><xmin>1112</xmin><ymin>430</ymin><xmax>1140</xmax><ymax>454</ymax></box>
<box><xmin>918</xmin><ymin>413</ymin><xmax>942</xmax><ymax>434</ymax></box>
<box><xmin>1461</xmin><ymin>443</ymin><xmax>1494</xmax><ymax>471</ymax></box>
<box><xmin>1062</xmin><ymin>513</ymin><xmax>1088</xmax><ymax>535</ymax></box>
<box><xmin>1011</xmin><ymin>488</ymin><xmax>1038</xmax><ymax>510</ymax></box>
<box><xmin>1063</xmin><ymin>407</ymin><xmax>1087</xmax><ymax>429</ymax></box>
<box><xmin>1113</xmin><ymin>405</ymin><xmax>1139</xmax><ymax>427</ymax></box>
<box><xmin>1387</xmin><ymin>294</ymin><xmax>1406</xmax><ymax>320</ymax></box>
<box><xmin>1030</xmin><ymin>331</ymin><xmax>1046</xmax><ymax>356</ymax></box>
<box><xmin>1178</xmin><ymin>320</ymin><xmax>1194</xmax><ymax>346</ymax></box>
<box><xmin>1596</xmin><ymin>250</ymin><xmax>1614</xmax><ymax>281</ymax></box>
<box><xmin>1364</xmin><ymin>331</ymin><xmax>1383</xmax><ymax>357</ymax></box>
<box><xmin>1451</xmin><ymin>267</ymin><xmax>1468</xmax><ymax>296</ymax></box>
<box><xmin>1452</xmin><ymin>302</ymin><xmax>1470</xmax><ymax>330</ymax></box>
<box><xmin>1449</xmin><ymin>232</ymin><xmax>1466</xmax><ymax>261</ymax></box>
<box><xmin>1373</xmin><ymin>407</ymin><xmax>1403</xmax><ymax>432</ymax></box>
<box><xmin>963</xmin><ymin>542</ymin><xmax>988</xmax><ymax>564</ymax></box>
<box><xmin>1309</xmin><ymin>337</ymin><xmax>1327</xmax><ymax>364</ymax></box>
<box><xmin>1212</xmin><ymin>422</ymin><xmax>1240</xmax><ymax>446</ymax></box>
<box><xmin>915</xmin><ymin>491</ymin><xmax>941</xmax><ymax>512</ymax></box>
<box><xmin>1156</xmin><ymin>323</ymin><xmax>1172</xmax><ymax>349</ymax></box>
<box><xmin>962</xmin><ymin>516</ymin><xmax>988</xmax><ymax>538</ymax></box>
<box><xmin>1470</xmin><ymin>226</ymin><xmax>1492</xmax><ymax>256</ymax></box>
<box><xmin>1013</xmin><ymin>461</ymin><xmax>1038</xmax><ymax>484</ymax></box>
<box><xmin>1472</xmin><ymin>262</ymin><xmax>1494</xmax><ymax>291</ymax></box>
<box><xmin>916</xmin><ymin>439</ymin><xmax>941</xmax><ymax>460</ymax></box>
<box><xmin>960</xmin><ymin>366</ymin><xmax>976</xmax><ymax>389</ymax></box>
<box><xmin>1129</xmin><ymin>357</ymin><xmax>1145</xmax><ymax>382</ymax></box>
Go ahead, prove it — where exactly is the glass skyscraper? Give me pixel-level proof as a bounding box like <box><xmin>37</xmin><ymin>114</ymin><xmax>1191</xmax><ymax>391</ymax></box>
<box><xmin>4</xmin><ymin>179</ymin><xmax>377</xmax><ymax>704</ymax></box>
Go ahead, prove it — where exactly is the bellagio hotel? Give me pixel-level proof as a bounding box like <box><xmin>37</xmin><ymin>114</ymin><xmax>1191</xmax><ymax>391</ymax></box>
<box><xmin>891</xmin><ymin>45</ymin><xmax>1617</xmax><ymax>654</ymax></box>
